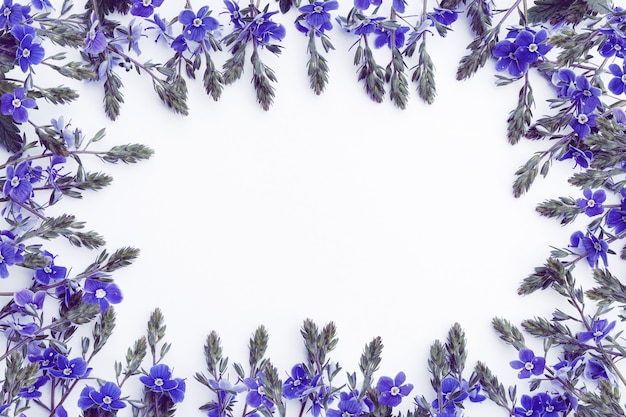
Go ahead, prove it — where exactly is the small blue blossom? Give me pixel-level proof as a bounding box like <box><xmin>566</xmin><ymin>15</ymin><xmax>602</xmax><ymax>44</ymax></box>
<box><xmin>82</xmin><ymin>279</ymin><xmax>123</xmax><ymax>312</ymax></box>
<box><xmin>1</xmin><ymin>87</ymin><xmax>36</xmax><ymax>123</ymax></box>
<box><xmin>510</xmin><ymin>348</ymin><xmax>546</xmax><ymax>379</ymax></box>
<box><xmin>4</xmin><ymin>315</ymin><xmax>38</xmax><ymax>339</ymax></box>
<box><xmin>326</xmin><ymin>392</ymin><xmax>362</xmax><ymax>417</ymax></box>
<box><xmin>243</xmin><ymin>373</ymin><xmax>274</xmax><ymax>409</ymax></box>
<box><xmin>298</xmin><ymin>1</ymin><xmax>338</xmax><ymax>29</ymax></box>
<box><xmin>34</xmin><ymin>251</ymin><xmax>67</xmax><ymax>284</ymax></box>
<box><xmin>4</xmin><ymin>161</ymin><xmax>35</xmax><ymax>202</ymax></box>
<box><xmin>179</xmin><ymin>6</ymin><xmax>219</xmax><ymax>42</ymax></box>
<box><xmin>608</xmin><ymin>61</ymin><xmax>626</xmax><ymax>95</ymax></box>
<box><xmin>376</xmin><ymin>371</ymin><xmax>413</xmax><ymax>407</ymax></box>
<box><xmin>17</xmin><ymin>376</ymin><xmax>48</xmax><ymax>399</ymax></box>
<box><xmin>598</xmin><ymin>29</ymin><xmax>626</xmax><ymax>58</ymax></box>
<box><xmin>145</xmin><ymin>13</ymin><xmax>172</xmax><ymax>44</ymax></box>
<box><xmin>576</xmin><ymin>188</ymin><xmax>606</xmax><ymax>217</ymax></box>
<box><xmin>514</xmin><ymin>394</ymin><xmax>543</xmax><ymax>417</ymax></box>
<box><xmin>558</xmin><ymin>144</ymin><xmax>593</xmax><ymax>168</ymax></box>
<box><xmin>50</xmin><ymin>355</ymin><xmax>89</xmax><ymax>379</ymax></box>
<box><xmin>28</xmin><ymin>346</ymin><xmax>58</xmax><ymax>369</ymax></box>
<box><xmin>578</xmin><ymin>319</ymin><xmax>616</xmax><ymax>344</ymax></box>
<box><xmin>14</xmin><ymin>29</ymin><xmax>44</xmax><ymax>72</ymax></box>
<box><xmin>514</xmin><ymin>29</ymin><xmax>552</xmax><ymax>64</ymax></box>
<box><xmin>569</xmin><ymin>109</ymin><xmax>597</xmax><ymax>138</ymax></box>
<box><xmin>13</xmin><ymin>288</ymin><xmax>45</xmax><ymax>311</ymax></box>
<box><xmin>353</xmin><ymin>0</ymin><xmax>381</xmax><ymax>11</ymax></box>
<box><xmin>223</xmin><ymin>0</ymin><xmax>244</xmax><ymax>29</ymax></box>
<box><xmin>581</xmin><ymin>232</ymin><xmax>609</xmax><ymax>267</ymax></box>
<box><xmin>140</xmin><ymin>363</ymin><xmax>186</xmax><ymax>403</ymax></box>
<box><xmin>607</xmin><ymin>194</ymin><xmax>626</xmax><ymax>234</ymax></box>
<box><xmin>130</xmin><ymin>0</ymin><xmax>163</xmax><ymax>17</ymax></box>
<box><xmin>251</xmin><ymin>12</ymin><xmax>286</xmax><ymax>44</ymax></box>
<box><xmin>114</xmin><ymin>19</ymin><xmax>145</xmax><ymax>55</ymax></box>
<box><xmin>84</xmin><ymin>22</ymin><xmax>107</xmax><ymax>56</ymax></box>
<box><xmin>0</xmin><ymin>241</ymin><xmax>24</xmax><ymax>278</ymax></box>
<box><xmin>0</xmin><ymin>0</ymin><xmax>25</xmax><ymax>28</ymax></box>
<box><xmin>431</xmin><ymin>377</ymin><xmax>468</xmax><ymax>413</ymax></box>
<box><xmin>373</xmin><ymin>25</ymin><xmax>409</xmax><ymax>49</ymax></box>
<box><xmin>536</xmin><ymin>393</ymin><xmax>567</xmax><ymax>417</ymax></box>
<box><xmin>584</xmin><ymin>358</ymin><xmax>610</xmax><ymax>381</ymax></box>
<box><xmin>493</xmin><ymin>38</ymin><xmax>528</xmax><ymax>77</ymax></box>
<box><xmin>282</xmin><ymin>363</ymin><xmax>315</xmax><ymax>399</ymax></box>
<box><xmin>570</xmin><ymin>74</ymin><xmax>602</xmax><ymax>113</ymax></box>
<box><xmin>78</xmin><ymin>382</ymin><xmax>126</xmax><ymax>411</ymax></box>
<box><xmin>429</xmin><ymin>8</ymin><xmax>459</xmax><ymax>26</ymax></box>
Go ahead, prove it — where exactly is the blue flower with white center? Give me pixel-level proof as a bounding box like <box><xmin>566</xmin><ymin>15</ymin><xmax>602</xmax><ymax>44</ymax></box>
<box><xmin>17</xmin><ymin>376</ymin><xmax>48</xmax><ymax>399</ymax></box>
<box><xmin>608</xmin><ymin>61</ymin><xmax>626</xmax><ymax>95</ymax></box>
<box><xmin>576</xmin><ymin>188</ymin><xmax>606</xmax><ymax>217</ymax></box>
<box><xmin>78</xmin><ymin>382</ymin><xmax>126</xmax><ymax>411</ymax></box>
<box><xmin>282</xmin><ymin>363</ymin><xmax>315</xmax><ymax>399</ymax></box>
<box><xmin>130</xmin><ymin>0</ymin><xmax>163</xmax><ymax>17</ymax></box>
<box><xmin>558</xmin><ymin>144</ymin><xmax>593</xmax><ymax>168</ymax></box>
<box><xmin>376</xmin><ymin>371</ymin><xmax>413</xmax><ymax>407</ymax></box>
<box><xmin>326</xmin><ymin>392</ymin><xmax>362</xmax><ymax>417</ymax></box>
<box><xmin>510</xmin><ymin>348</ymin><xmax>545</xmax><ymax>379</ymax></box>
<box><xmin>50</xmin><ymin>355</ymin><xmax>89</xmax><ymax>379</ymax></box>
<box><xmin>1</xmin><ymin>87</ymin><xmax>36</xmax><ymax>123</ymax></box>
<box><xmin>514</xmin><ymin>394</ymin><xmax>543</xmax><ymax>417</ymax></box>
<box><xmin>578</xmin><ymin>319</ymin><xmax>616</xmax><ymax>344</ymax></box>
<box><xmin>179</xmin><ymin>6</ymin><xmax>219</xmax><ymax>42</ymax></box>
<box><xmin>581</xmin><ymin>232</ymin><xmax>609</xmax><ymax>267</ymax></box>
<box><xmin>514</xmin><ymin>29</ymin><xmax>552</xmax><ymax>64</ymax></box>
<box><xmin>34</xmin><ymin>251</ymin><xmax>67</xmax><ymax>284</ymax></box>
<box><xmin>0</xmin><ymin>241</ymin><xmax>24</xmax><ymax>278</ymax></box>
<box><xmin>493</xmin><ymin>38</ymin><xmax>528</xmax><ymax>77</ymax></box>
<box><xmin>243</xmin><ymin>373</ymin><xmax>274</xmax><ymax>409</ymax></box>
<box><xmin>431</xmin><ymin>377</ymin><xmax>468</xmax><ymax>413</ymax></box>
<box><xmin>140</xmin><ymin>363</ymin><xmax>186</xmax><ymax>403</ymax></box>
<box><xmin>82</xmin><ymin>279</ymin><xmax>123</xmax><ymax>312</ymax></box>
<box><xmin>569</xmin><ymin>109</ymin><xmax>597</xmax><ymax>138</ymax></box>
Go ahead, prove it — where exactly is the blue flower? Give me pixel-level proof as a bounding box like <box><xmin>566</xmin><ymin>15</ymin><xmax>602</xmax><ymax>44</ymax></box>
<box><xmin>243</xmin><ymin>373</ymin><xmax>274</xmax><ymax>409</ymax></box>
<box><xmin>514</xmin><ymin>29</ymin><xmax>552</xmax><ymax>64</ymax></box>
<box><xmin>536</xmin><ymin>393</ymin><xmax>567</xmax><ymax>417</ymax></box>
<box><xmin>13</xmin><ymin>288</ymin><xmax>45</xmax><ymax>311</ymax></box>
<box><xmin>608</xmin><ymin>61</ymin><xmax>626</xmax><ymax>95</ymax></box>
<box><xmin>282</xmin><ymin>363</ymin><xmax>314</xmax><ymax>399</ymax></box>
<box><xmin>223</xmin><ymin>0</ymin><xmax>244</xmax><ymax>29</ymax></box>
<box><xmin>145</xmin><ymin>13</ymin><xmax>172</xmax><ymax>44</ymax></box>
<box><xmin>493</xmin><ymin>39</ymin><xmax>528</xmax><ymax>77</ymax></box>
<box><xmin>14</xmin><ymin>29</ymin><xmax>44</xmax><ymax>72</ymax></box>
<box><xmin>509</xmin><ymin>348</ymin><xmax>545</xmax><ymax>379</ymax></box>
<box><xmin>251</xmin><ymin>12</ymin><xmax>286</xmax><ymax>44</ymax></box>
<box><xmin>514</xmin><ymin>394</ymin><xmax>543</xmax><ymax>417</ymax></box>
<box><xmin>114</xmin><ymin>19</ymin><xmax>145</xmax><ymax>55</ymax></box>
<box><xmin>0</xmin><ymin>0</ymin><xmax>25</xmax><ymax>28</ymax></box>
<box><xmin>581</xmin><ymin>232</ymin><xmax>609</xmax><ymax>267</ymax></box>
<box><xmin>599</xmin><ymin>30</ymin><xmax>626</xmax><ymax>58</ymax></box>
<box><xmin>373</xmin><ymin>25</ymin><xmax>409</xmax><ymax>49</ymax></box>
<box><xmin>576</xmin><ymin>188</ymin><xmax>606</xmax><ymax>217</ymax></box>
<box><xmin>607</xmin><ymin>202</ymin><xmax>626</xmax><ymax>235</ymax></box>
<box><xmin>179</xmin><ymin>6</ymin><xmax>219</xmax><ymax>42</ymax></box>
<box><xmin>298</xmin><ymin>1</ymin><xmax>338</xmax><ymax>29</ymax></box>
<box><xmin>130</xmin><ymin>0</ymin><xmax>163</xmax><ymax>17</ymax></box>
<box><xmin>1</xmin><ymin>87</ymin><xmax>36</xmax><ymax>123</ymax></box>
<box><xmin>4</xmin><ymin>161</ymin><xmax>35</xmax><ymax>202</ymax></box>
<box><xmin>18</xmin><ymin>376</ymin><xmax>48</xmax><ymax>399</ymax></box>
<box><xmin>78</xmin><ymin>382</ymin><xmax>126</xmax><ymax>411</ymax></box>
<box><xmin>140</xmin><ymin>364</ymin><xmax>186</xmax><ymax>403</ymax></box>
<box><xmin>34</xmin><ymin>251</ymin><xmax>67</xmax><ymax>284</ymax></box>
<box><xmin>570</xmin><ymin>74</ymin><xmax>602</xmax><ymax>113</ymax></box>
<box><xmin>28</xmin><ymin>346</ymin><xmax>58</xmax><ymax>369</ymax></box>
<box><xmin>578</xmin><ymin>319</ymin><xmax>616</xmax><ymax>344</ymax></box>
<box><xmin>0</xmin><ymin>241</ymin><xmax>24</xmax><ymax>278</ymax></box>
<box><xmin>552</xmin><ymin>68</ymin><xmax>576</xmax><ymax>98</ymax></box>
<box><xmin>82</xmin><ymin>279</ymin><xmax>123</xmax><ymax>312</ymax></box>
<box><xmin>584</xmin><ymin>358</ymin><xmax>610</xmax><ymax>381</ymax></box>
<box><xmin>569</xmin><ymin>109</ymin><xmax>597</xmax><ymax>138</ymax></box>
<box><xmin>431</xmin><ymin>377</ymin><xmax>468</xmax><ymax>413</ymax></box>
<box><xmin>429</xmin><ymin>8</ymin><xmax>459</xmax><ymax>26</ymax></box>
<box><xmin>353</xmin><ymin>0</ymin><xmax>381</xmax><ymax>11</ymax></box>
<box><xmin>84</xmin><ymin>21</ymin><xmax>107</xmax><ymax>56</ymax></box>
<box><xmin>558</xmin><ymin>144</ymin><xmax>592</xmax><ymax>168</ymax></box>
<box><xmin>326</xmin><ymin>393</ymin><xmax>362</xmax><ymax>417</ymax></box>
<box><xmin>50</xmin><ymin>355</ymin><xmax>89</xmax><ymax>379</ymax></box>
<box><xmin>376</xmin><ymin>371</ymin><xmax>413</xmax><ymax>407</ymax></box>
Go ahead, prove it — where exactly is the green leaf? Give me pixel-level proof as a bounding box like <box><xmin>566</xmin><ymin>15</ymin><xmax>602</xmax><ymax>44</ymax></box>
<box><xmin>0</xmin><ymin>114</ymin><xmax>23</xmax><ymax>153</ymax></box>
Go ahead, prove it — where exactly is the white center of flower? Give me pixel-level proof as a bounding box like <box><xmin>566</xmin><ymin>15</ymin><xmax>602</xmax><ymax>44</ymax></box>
<box><xmin>155</xmin><ymin>378</ymin><xmax>163</xmax><ymax>386</ymax></box>
<box><xmin>22</xmin><ymin>48</ymin><xmax>30</xmax><ymax>57</ymax></box>
<box><xmin>3</xmin><ymin>8</ymin><xmax>10</xmax><ymax>16</ymax></box>
<box><xmin>526</xmin><ymin>411</ymin><xmax>533</xmax><ymax>417</ymax></box>
<box><xmin>12</xmin><ymin>98</ymin><xmax>21</xmax><ymax>108</ymax></box>
<box><xmin>257</xmin><ymin>17</ymin><xmax>265</xmax><ymax>25</ymax></box>
<box><xmin>142</xmin><ymin>0</ymin><xmax>152</xmax><ymax>6</ymax></box>
<box><xmin>28</xmin><ymin>386</ymin><xmax>35</xmax><ymax>393</ymax></box>
<box><xmin>103</xmin><ymin>396</ymin><xmax>112</xmax><ymax>405</ymax></box>
<box><xmin>577</xmin><ymin>114</ymin><xmax>589</xmax><ymax>124</ymax></box>
<box><xmin>524</xmin><ymin>362</ymin><xmax>534</xmax><ymax>370</ymax></box>
<box><xmin>232</xmin><ymin>10</ymin><xmax>239</xmax><ymax>18</ymax></box>
<box><xmin>594</xmin><ymin>242</ymin><xmax>602</xmax><ymax>251</ymax></box>
<box><xmin>622</xmin><ymin>74</ymin><xmax>626</xmax><ymax>83</ymax></box>
<box><xmin>593</xmin><ymin>330</ymin><xmax>603</xmax><ymax>337</ymax></box>
<box><xmin>342</xmin><ymin>412</ymin><xmax>351</xmax><ymax>417</ymax></box>
<box><xmin>14</xmin><ymin>323</ymin><xmax>22</xmax><ymax>330</ymax></box>
<box><xmin>546</xmin><ymin>405</ymin><xmax>554</xmax><ymax>413</ymax></box>
<box><xmin>583</xmin><ymin>89</ymin><xmax>592</xmax><ymax>97</ymax></box>
<box><xmin>11</xmin><ymin>176</ymin><xmax>19</xmax><ymax>187</ymax></box>
<box><xmin>314</xmin><ymin>5</ymin><xmax>323</xmax><ymax>12</ymax></box>
<box><xmin>293</xmin><ymin>380</ymin><xmax>301</xmax><ymax>386</ymax></box>
<box><xmin>616</xmin><ymin>44</ymin><xmax>622</xmax><ymax>51</ymax></box>
<box><xmin>44</xmin><ymin>266</ymin><xmax>52</xmax><ymax>273</ymax></box>
<box><xmin>257</xmin><ymin>386</ymin><xmax>265</xmax><ymax>395</ymax></box>
<box><xmin>193</xmin><ymin>17</ymin><xmax>202</xmax><ymax>27</ymax></box>
<box><xmin>390</xmin><ymin>386</ymin><xmax>400</xmax><ymax>396</ymax></box>
<box><xmin>528</xmin><ymin>43</ymin><xmax>538</xmax><ymax>52</ymax></box>
<box><xmin>63</xmin><ymin>368</ymin><xmax>72</xmax><ymax>375</ymax></box>
<box><xmin>587</xmin><ymin>200</ymin><xmax>595</xmax><ymax>207</ymax></box>
<box><xmin>0</xmin><ymin>254</ymin><xmax>6</xmax><ymax>263</ymax></box>
<box><xmin>95</xmin><ymin>288</ymin><xmax>107</xmax><ymax>299</ymax></box>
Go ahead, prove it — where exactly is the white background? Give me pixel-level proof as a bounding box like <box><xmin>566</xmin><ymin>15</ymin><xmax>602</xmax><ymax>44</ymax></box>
<box><xmin>30</xmin><ymin>2</ymin><xmax>596</xmax><ymax>416</ymax></box>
